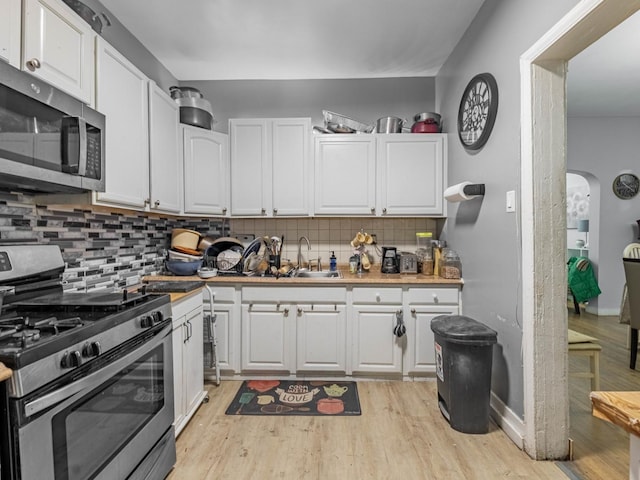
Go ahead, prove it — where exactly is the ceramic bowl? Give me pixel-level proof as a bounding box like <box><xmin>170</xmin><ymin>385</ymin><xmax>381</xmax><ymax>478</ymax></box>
<box><xmin>165</xmin><ymin>259</ymin><xmax>202</xmax><ymax>276</ymax></box>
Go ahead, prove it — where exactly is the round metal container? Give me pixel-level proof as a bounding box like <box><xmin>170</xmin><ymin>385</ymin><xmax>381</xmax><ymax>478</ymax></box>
<box><xmin>376</xmin><ymin>116</ymin><xmax>404</xmax><ymax>133</ymax></box>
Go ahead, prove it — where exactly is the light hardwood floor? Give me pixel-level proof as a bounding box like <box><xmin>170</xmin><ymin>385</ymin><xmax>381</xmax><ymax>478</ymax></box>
<box><xmin>169</xmin><ymin>380</ymin><xmax>568</xmax><ymax>479</ymax></box>
<box><xmin>563</xmin><ymin>306</ymin><xmax>640</xmax><ymax>479</ymax></box>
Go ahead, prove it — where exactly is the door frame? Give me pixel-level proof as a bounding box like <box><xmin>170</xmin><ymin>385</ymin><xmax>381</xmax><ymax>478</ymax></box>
<box><xmin>521</xmin><ymin>0</ymin><xmax>640</xmax><ymax>459</ymax></box>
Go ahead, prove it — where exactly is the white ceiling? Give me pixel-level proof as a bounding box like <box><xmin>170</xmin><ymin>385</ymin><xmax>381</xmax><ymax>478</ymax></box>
<box><xmin>100</xmin><ymin>0</ymin><xmax>485</xmax><ymax>80</ymax></box>
<box><xmin>100</xmin><ymin>0</ymin><xmax>640</xmax><ymax>116</ymax></box>
<box><xmin>567</xmin><ymin>9</ymin><xmax>640</xmax><ymax>117</ymax></box>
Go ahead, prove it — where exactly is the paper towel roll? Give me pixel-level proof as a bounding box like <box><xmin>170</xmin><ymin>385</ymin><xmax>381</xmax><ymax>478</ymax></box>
<box><xmin>444</xmin><ymin>182</ymin><xmax>485</xmax><ymax>202</ymax></box>
<box><xmin>444</xmin><ymin>182</ymin><xmax>473</xmax><ymax>202</ymax></box>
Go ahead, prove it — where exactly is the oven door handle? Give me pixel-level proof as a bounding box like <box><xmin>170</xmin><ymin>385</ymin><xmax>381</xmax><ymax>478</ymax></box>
<box><xmin>24</xmin><ymin>324</ymin><xmax>171</xmax><ymax>417</ymax></box>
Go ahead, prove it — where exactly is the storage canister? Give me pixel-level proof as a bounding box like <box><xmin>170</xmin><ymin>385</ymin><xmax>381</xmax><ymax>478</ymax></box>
<box><xmin>440</xmin><ymin>249</ymin><xmax>461</xmax><ymax>279</ymax></box>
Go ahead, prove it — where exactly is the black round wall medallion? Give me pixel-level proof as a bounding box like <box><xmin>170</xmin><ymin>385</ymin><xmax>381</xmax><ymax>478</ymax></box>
<box><xmin>457</xmin><ymin>72</ymin><xmax>499</xmax><ymax>151</ymax></box>
<box><xmin>613</xmin><ymin>173</ymin><xmax>640</xmax><ymax>199</ymax></box>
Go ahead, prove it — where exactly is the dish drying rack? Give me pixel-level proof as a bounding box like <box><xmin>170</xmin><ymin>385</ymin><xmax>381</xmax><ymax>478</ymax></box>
<box><xmin>203</xmin><ymin>285</ymin><xmax>220</xmax><ymax>385</ymax></box>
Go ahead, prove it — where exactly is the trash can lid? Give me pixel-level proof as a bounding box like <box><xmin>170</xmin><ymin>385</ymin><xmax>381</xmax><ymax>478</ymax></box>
<box><xmin>430</xmin><ymin>315</ymin><xmax>498</xmax><ymax>345</ymax></box>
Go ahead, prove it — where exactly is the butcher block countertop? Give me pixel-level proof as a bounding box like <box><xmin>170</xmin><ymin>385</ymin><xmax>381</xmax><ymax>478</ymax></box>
<box><xmin>0</xmin><ymin>362</ymin><xmax>12</xmax><ymax>382</ymax></box>
<box><xmin>144</xmin><ymin>267</ymin><xmax>463</xmax><ymax>286</ymax></box>
<box><xmin>590</xmin><ymin>391</ymin><xmax>640</xmax><ymax>437</ymax></box>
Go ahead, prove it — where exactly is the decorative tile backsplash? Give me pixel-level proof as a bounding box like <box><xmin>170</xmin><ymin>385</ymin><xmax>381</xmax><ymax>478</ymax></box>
<box><xmin>0</xmin><ymin>192</ymin><xmax>227</xmax><ymax>292</ymax></box>
<box><xmin>230</xmin><ymin>217</ymin><xmax>440</xmax><ymax>267</ymax></box>
<box><xmin>0</xmin><ymin>191</ymin><xmax>442</xmax><ymax>289</ymax></box>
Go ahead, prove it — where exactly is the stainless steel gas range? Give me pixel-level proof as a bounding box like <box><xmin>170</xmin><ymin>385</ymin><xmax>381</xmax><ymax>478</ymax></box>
<box><xmin>0</xmin><ymin>245</ymin><xmax>176</xmax><ymax>480</ymax></box>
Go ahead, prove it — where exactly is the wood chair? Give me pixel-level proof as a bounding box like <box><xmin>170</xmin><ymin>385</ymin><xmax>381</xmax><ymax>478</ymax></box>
<box><xmin>621</xmin><ymin>243</ymin><xmax>640</xmax><ymax>349</ymax></box>
<box><xmin>568</xmin><ymin>329</ymin><xmax>601</xmax><ymax>391</ymax></box>
<box><xmin>623</xmin><ymin>257</ymin><xmax>640</xmax><ymax>369</ymax></box>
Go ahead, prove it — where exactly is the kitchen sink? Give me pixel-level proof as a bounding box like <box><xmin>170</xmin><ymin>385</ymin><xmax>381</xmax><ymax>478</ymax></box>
<box><xmin>294</xmin><ymin>270</ymin><xmax>342</xmax><ymax>278</ymax></box>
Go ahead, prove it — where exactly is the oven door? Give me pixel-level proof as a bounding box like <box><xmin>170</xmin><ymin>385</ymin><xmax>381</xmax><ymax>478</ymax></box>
<box><xmin>14</xmin><ymin>323</ymin><xmax>175</xmax><ymax>480</ymax></box>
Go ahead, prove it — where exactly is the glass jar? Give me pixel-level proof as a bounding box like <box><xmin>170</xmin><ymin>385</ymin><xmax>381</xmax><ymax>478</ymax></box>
<box><xmin>440</xmin><ymin>249</ymin><xmax>462</xmax><ymax>279</ymax></box>
<box><xmin>416</xmin><ymin>232</ymin><xmax>433</xmax><ymax>251</ymax></box>
<box><xmin>416</xmin><ymin>247</ymin><xmax>434</xmax><ymax>275</ymax></box>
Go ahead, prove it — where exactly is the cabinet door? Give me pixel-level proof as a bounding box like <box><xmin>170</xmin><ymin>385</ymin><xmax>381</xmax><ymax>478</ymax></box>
<box><xmin>22</xmin><ymin>0</ymin><xmax>94</xmax><ymax>104</ymax></box>
<box><xmin>0</xmin><ymin>0</ymin><xmax>21</xmax><ymax>67</ymax></box>
<box><xmin>183</xmin><ymin>127</ymin><xmax>229</xmax><ymax>215</ymax></box>
<box><xmin>230</xmin><ymin>119</ymin><xmax>269</xmax><ymax>216</ymax></box>
<box><xmin>296</xmin><ymin>304</ymin><xmax>346</xmax><ymax>373</ymax></box>
<box><xmin>314</xmin><ymin>136</ymin><xmax>376</xmax><ymax>215</ymax></box>
<box><xmin>405</xmin><ymin>305</ymin><xmax>458</xmax><ymax>375</ymax></box>
<box><xmin>148</xmin><ymin>82</ymin><xmax>181</xmax><ymax>214</ymax></box>
<box><xmin>377</xmin><ymin>134</ymin><xmax>445</xmax><ymax>216</ymax></box>
<box><xmin>241</xmin><ymin>303</ymin><xmax>293</xmax><ymax>372</ymax></box>
<box><xmin>351</xmin><ymin>305</ymin><xmax>403</xmax><ymax>374</ymax></box>
<box><xmin>171</xmin><ymin>319</ymin><xmax>186</xmax><ymax>431</ymax></box>
<box><xmin>184</xmin><ymin>306</ymin><xmax>204</xmax><ymax>416</ymax></box>
<box><xmin>205</xmin><ymin>304</ymin><xmax>240</xmax><ymax>374</ymax></box>
<box><xmin>272</xmin><ymin>118</ymin><xmax>311</xmax><ymax>216</ymax></box>
<box><xmin>95</xmin><ymin>38</ymin><xmax>149</xmax><ymax>208</ymax></box>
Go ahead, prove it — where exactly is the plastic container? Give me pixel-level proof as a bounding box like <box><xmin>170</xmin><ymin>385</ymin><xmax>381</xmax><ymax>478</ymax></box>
<box><xmin>417</xmin><ymin>247</ymin><xmax>434</xmax><ymax>275</ymax></box>
<box><xmin>416</xmin><ymin>232</ymin><xmax>433</xmax><ymax>251</ymax></box>
<box><xmin>440</xmin><ymin>249</ymin><xmax>462</xmax><ymax>279</ymax></box>
<box><xmin>430</xmin><ymin>315</ymin><xmax>498</xmax><ymax>434</ymax></box>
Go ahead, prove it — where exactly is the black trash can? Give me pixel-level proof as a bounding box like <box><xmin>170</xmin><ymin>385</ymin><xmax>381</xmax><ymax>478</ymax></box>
<box><xmin>430</xmin><ymin>315</ymin><xmax>497</xmax><ymax>434</ymax></box>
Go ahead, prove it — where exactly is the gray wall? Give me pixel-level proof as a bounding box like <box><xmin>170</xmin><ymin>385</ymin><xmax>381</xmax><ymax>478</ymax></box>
<box><xmin>81</xmin><ymin>0</ymin><xmax>178</xmax><ymax>89</ymax></box>
<box><xmin>568</xmin><ymin>116</ymin><xmax>640</xmax><ymax>314</ymax></box>
<box><xmin>435</xmin><ymin>0</ymin><xmax>576</xmax><ymax>418</ymax></box>
<box><xmin>179</xmin><ymin>78</ymin><xmax>435</xmax><ymax>134</ymax></box>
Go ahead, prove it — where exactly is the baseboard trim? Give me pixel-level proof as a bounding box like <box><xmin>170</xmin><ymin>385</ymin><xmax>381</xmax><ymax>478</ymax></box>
<box><xmin>490</xmin><ymin>391</ymin><xmax>525</xmax><ymax>449</ymax></box>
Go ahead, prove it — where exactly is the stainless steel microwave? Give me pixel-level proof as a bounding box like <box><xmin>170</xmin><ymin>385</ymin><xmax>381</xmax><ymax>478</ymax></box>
<box><xmin>0</xmin><ymin>60</ymin><xmax>105</xmax><ymax>193</ymax></box>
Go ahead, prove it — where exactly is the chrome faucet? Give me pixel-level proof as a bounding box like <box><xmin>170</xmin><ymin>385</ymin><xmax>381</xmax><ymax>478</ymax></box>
<box><xmin>297</xmin><ymin>236</ymin><xmax>311</xmax><ymax>270</ymax></box>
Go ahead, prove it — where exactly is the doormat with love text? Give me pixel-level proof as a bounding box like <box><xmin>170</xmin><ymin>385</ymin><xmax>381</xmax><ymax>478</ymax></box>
<box><xmin>225</xmin><ymin>380</ymin><xmax>361</xmax><ymax>416</ymax></box>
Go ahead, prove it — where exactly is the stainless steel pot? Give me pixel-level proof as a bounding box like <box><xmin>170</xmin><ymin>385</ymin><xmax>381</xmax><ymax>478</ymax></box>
<box><xmin>413</xmin><ymin>112</ymin><xmax>441</xmax><ymax>125</ymax></box>
<box><xmin>376</xmin><ymin>116</ymin><xmax>405</xmax><ymax>133</ymax></box>
<box><xmin>175</xmin><ymin>97</ymin><xmax>214</xmax><ymax>130</ymax></box>
<box><xmin>169</xmin><ymin>86</ymin><xmax>204</xmax><ymax>100</ymax></box>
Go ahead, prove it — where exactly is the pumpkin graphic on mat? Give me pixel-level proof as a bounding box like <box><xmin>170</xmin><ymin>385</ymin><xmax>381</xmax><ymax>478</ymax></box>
<box><xmin>317</xmin><ymin>398</ymin><xmax>344</xmax><ymax>415</ymax></box>
<box><xmin>246</xmin><ymin>380</ymin><xmax>280</xmax><ymax>393</ymax></box>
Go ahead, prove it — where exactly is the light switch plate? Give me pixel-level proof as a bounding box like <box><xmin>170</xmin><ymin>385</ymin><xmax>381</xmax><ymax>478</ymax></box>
<box><xmin>506</xmin><ymin>190</ymin><xmax>516</xmax><ymax>213</ymax></box>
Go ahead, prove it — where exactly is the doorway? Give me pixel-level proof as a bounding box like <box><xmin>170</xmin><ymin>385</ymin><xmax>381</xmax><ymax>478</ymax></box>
<box><xmin>521</xmin><ymin>0</ymin><xmax>640</xmax><ymax>459</ymax></box>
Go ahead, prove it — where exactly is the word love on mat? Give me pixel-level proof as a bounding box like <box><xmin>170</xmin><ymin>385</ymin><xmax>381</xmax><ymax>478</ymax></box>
<box><xmin>225</xmin><ymin>380</ymin><xmax>361</xmax><ymax>416</ymax></box>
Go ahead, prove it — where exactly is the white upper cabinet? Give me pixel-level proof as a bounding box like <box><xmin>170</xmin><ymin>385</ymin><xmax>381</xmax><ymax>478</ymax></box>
<box><xmin>376</xmin><ymin>134</ymin><xmax>446</xmax><ymax>216</ymax></box>
<box><xmin>314</xmin><ymin>135</ymin><xmax>376</xmax><ymax>216</ymax></box>
<box><xmin>0</xmin><ymin>0</ymin><xmax>21</xmax><ymax>67</ymax></box>
<box><xmin>94</xmin><ymin>37</ymin><xmax>149</xmax><ymax>208</ymax></box>
<box><xmin>149</xmin><ymin>82</ymin><xmax>182</xmax><ymax>214</ymax></box>
<box><xmin>230</xmin><ymin>118</ymin><xmax>311</xmax><ymax>217</ymax></box>
<box><xmin>182</xmin><ymin>125</ymin><xmax>229</xmax><ymax>216</ymax></box>
<box><xmin>23</xmin><ymin>0</ymin><xmax>95</xmax><ymax>104</ymax></box>
<box><xmin>314</xmin><ymin>133</ymin><xmax>447</xmax><ymax>217</ymax></box>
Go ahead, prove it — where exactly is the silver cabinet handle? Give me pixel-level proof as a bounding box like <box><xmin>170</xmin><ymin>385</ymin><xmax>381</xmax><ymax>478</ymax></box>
<box><xmin>26</xmin><ymin>58</ymin><xmax>41</xmax><ymax>71</ymax></box>
<box><xmin>273</xmin><ymin>208</ymin><xmax>278</xmax><ymax>215</ymax></box>
<box><xmin>261</xmin><ymin>208</ymin><xmax>266</xmax><ymax>215</ymax></box>
<box><xmin>154</xmin><ymin>200</ymin><xmax>160</xmax><ymax>207</ymax></box>
<box><xmin>411</xmin><ymin>308</ymin><xmax>416</xmax><ymax>315</ymax></box>
<box><xmin>283</xmin><ymin>308</ymin><xmax>289</xmax><ymax>316</ymax></box>
<box><xmin>222</xmin><ymin>207</ymin><xmax>227</xmax><ymax>214</ymax></box>
<box><xmin>370</xmin><ymin>207</ymin><xmax>375</xmax><ymax>214</ymax></box>
<box><xmin>383</xmin><ymin>208</ymin><xmax>387</xmax><ymax>214</ymax></box>
<box><xmin>297</xmin><ymin>307</ymin><xmax>303</xmax><ymax>315</ymax></box>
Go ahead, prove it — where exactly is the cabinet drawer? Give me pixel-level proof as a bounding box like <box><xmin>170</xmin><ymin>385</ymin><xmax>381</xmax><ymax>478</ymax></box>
<box><xmin>405</xmin><ymin>287</ymin><xmax>459</xmax><ymax>305</ymax></box>
<box><xmin>352</xmin><ymin>287</ymin><xmax>402</xmax><ymax>304</ymax></box>
<box><xmin>242</xmin><ymin>286</ymin><xmax>346</xmax><ymax>303</ymax></box>
<box><xmin>203</xmin><ymin>285</ymin><xmax>236</xmax><ymax>303</ymax></box>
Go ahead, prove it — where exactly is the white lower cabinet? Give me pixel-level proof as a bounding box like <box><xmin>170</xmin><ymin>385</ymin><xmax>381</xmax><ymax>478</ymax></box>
<box><xmin>219</xmin><ymin>284</ymin><xmax>461</xmax><ymax>380</ymax></box>
<box><xmin>240</xmin><ymin>286</ymin><xmax>347</xmax><ymax>375</ymax></box>
<box><xmin>203</xmin><ymin>286</ymin><xmax>240</xmax><ymax>375</ymax></box>
<box><xmin>171</xmin><ymin>292</ymin><xmax>207</xmax><ymax>437</ymax></box>
<box><xmin>404</xmin><ymin>287</ymin><xmax>460</xmax><ymax>376</ymax></box>
<box><xmin>351</xmin><ymin>287</ymin><xmax>404</xmax><ymax>374</ymax></box>
<box><xmin>296</xmin><ymin>304</ymin><xmax>347</xmax><ymax>373</ymax></box>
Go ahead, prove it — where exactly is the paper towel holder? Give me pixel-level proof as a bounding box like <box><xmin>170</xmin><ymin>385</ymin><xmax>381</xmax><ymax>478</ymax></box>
<box><xmin>444</xmin><ymin>181</ymin><xmax>485</xmax><ymax>202</ymax></box>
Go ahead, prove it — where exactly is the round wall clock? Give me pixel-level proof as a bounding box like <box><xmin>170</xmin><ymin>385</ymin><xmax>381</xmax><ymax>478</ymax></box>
<box><xmin>457</xmin><ymin>72</ymin><xmax>499</xmax><ymax>151</ymax></box>
<box><xmin>613</xmin><ymin>173</ymin><xmax>640</xmax><ymax>199</ymax></box>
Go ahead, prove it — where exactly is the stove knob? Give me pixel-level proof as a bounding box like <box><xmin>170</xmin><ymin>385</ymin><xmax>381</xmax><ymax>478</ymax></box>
<box><xmin>61</xmin><ymin>350</ymin><xmax>82</xmax><ymax>369</ymax></box>
<box><xmin>152</xmin><ymin>311</ymin><xmax>164</xmax><ymax>323</ymax></box>
<box><xmin>82</xmin><ymin>341</ymin><xmax>101</xmax><ymax>358</ymax></box>
<box><xmin>140</xmin><ymin>315</ymin><xmax>154</xmax><ymax>328</ymax></box>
